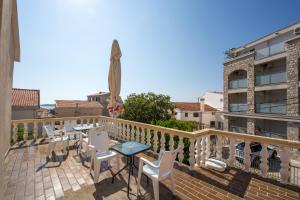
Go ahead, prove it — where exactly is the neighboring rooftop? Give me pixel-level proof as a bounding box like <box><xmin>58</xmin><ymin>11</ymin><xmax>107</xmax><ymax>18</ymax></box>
<box><xmin>174</xmin><ymin>102</ymin><xmax>217</xmax><ymax>112</ymax></box>
<box><xmin>55</xmin><ymin>100</ymin><xmax>103</xmax><ymax>108</ymax></box>
<box><xmin>87</xmin><ymin>91</ymin><xmax>110</xmax><ymax>97</ymax></box>
<box><xmin>12</xmin><ymin>88</ymin><xmax>40</xmax><ymax>107</ymax></box>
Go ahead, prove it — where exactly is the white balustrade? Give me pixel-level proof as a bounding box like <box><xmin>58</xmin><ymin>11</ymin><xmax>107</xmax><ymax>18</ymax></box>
<box><xmin>153</xmin><ymin>130</ymin><xmax>159</xmax><ymax>153</ymax></box>
<box><xmin>280</xmin><ymin>146</ymin><xmax>290</xmax><ymax>184</ymax></box>
<box><xmin>160</xmin><ymin>132</ymin><xmax>166</xmax><ymax>151</ymax></box>
<box><xmin>216</xmin><ymin>135</ymin><xmax>222</xmax><ymax>160</ymax></box>
<box><xmin>228</xmin><ymin>138</ymin><xmax>235</xmax><ymax>167</ymax></box>
<box><xmin>33</xmin><ymin>122</ymin><xmax>38</xmax><ymax>140</ymax></box>
<box><xmin>200</xmin><ymin>136</ymin><xmax>206</xmax><ymax>166</ymax></box>
<box><xmin>260</xmin><ymin>143</ymin><xmax>269</xmax><ymax>178</ymax></box>
<box><xmin>178</xmin><ymin>136</ymin><xmax>184</xmax><ymax>163</ymax></box>
<box><xmin>244</xmin><ymin>141</ymin><xmax>251</xmax><ymax>172</ymax></box>
<box><xmin>12</xmin><ymin>123</ymin><xmax>18</xmax><ymax>143</ymax></box>
<box><xmin>205</xmin><ymin>135</ymin><xmax>210</xmax><ymax>160</ymax></box>
<box><xmin>189</xmin><ymin>138</ymin><xmax>196</xmax><ymax>168</ymax></box>
<box><xmin>169</xmin><ymin>134</ymin><xmax>175</xmax><ymax>150</ymax></box>
<box><xmin>23</xmin><ymin>123</ymin><xmax>28</xmax><ymax>140</ymax></box>
<box><xmin>146</xmin><ymin>129</ymin><xmax>151</xmax><ymax>146</ymax></box>
<box><xmin>195</xmin><ymin>137</ymin><xmax>201</xmax><ymax>166</ymax></box>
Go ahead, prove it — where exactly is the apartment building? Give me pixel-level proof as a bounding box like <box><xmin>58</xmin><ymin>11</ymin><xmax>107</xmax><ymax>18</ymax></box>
<box><xmin>223</xmin><ymin>22</ymin><xmax>300</xmax><ymax>140</ymax></box>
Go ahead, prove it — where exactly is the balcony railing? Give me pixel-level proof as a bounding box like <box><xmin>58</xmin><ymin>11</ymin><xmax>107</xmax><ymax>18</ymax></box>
<box><xmin>228</xmin><ymin>79</ymin><xmax>247</xmax><ymax>89</ymax></box>
<box><xmin>230</xmin><ymin>126</ymin><xmax>247</xmax><ymax>133</ymax></box>
<box><xmin>10</xmin><ymin>115</ymin><xmax>300</xmax><ymax>186</ymax></box>
<box><xmin>229</xmin><ymin>103</ymin><xmax>248</xmax><ymax>112</ymax></box>
<box><xmin>255</xmin><ymin>102</ymin><xmax>287</xmax><ymax>114</ymax></box>
<box><xmin>255</xmin><ymin>72</ymin><xmax>287</xmax><ymax>86</ymax></box>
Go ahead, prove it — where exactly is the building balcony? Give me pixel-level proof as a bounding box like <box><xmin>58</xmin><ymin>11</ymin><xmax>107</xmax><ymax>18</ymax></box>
<box><xmin>255</xmin><ymin>72</ymin><xmax>287</xmax><ymax>86</ymax></box>
<box><xmin>4</xmin><ymin>116</ymin><xmax>300</xmax><ymax>199</ymax></box>
<box><xmin>229</xmin><ymin>103</ymin><xmax>248</xmax><ymax>112</ymax></box>
<box><xmin>228</xmin><ymin>79</ymin><xmax>247</xmax><ymax>89</ymax></box>
<box><xmin>255</xmin><ymin>102</ymin><xmax>287</xmax><ymax>114</ymax></box>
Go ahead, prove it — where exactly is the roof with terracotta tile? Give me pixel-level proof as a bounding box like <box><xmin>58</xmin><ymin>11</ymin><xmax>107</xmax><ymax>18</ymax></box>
<box><xmin>174</xmin><ymin>102</ymin><xmax>217</xmax><ymax>112</ymax></box>
<box><xmin>12</xmin><ymin>88</ymin><xmax>40</xmax><ymax>107</ymax></box>
<box><xmin>55</xmin><ymin>100</ymin><xmax>103</xmax><ymax>108</ymax></box>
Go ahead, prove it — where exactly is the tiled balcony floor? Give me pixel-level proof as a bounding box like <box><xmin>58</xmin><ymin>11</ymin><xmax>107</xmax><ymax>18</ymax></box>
<box><xmin>3</xmin><ymin>141</ymin><xmax>300</xmax><ymax>200</ymax></box>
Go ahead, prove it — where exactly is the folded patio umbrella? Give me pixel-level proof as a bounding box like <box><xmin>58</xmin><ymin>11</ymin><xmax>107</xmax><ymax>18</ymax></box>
<box><xmin>108</xmin><ymin>40</ymin><xmax>122</xmax><ymax>117</ymax></box>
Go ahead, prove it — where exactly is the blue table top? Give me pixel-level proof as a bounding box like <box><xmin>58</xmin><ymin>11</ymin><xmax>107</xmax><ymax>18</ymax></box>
<box><xmin>72</xmin><ymin>124</ymin><xmax>94</xmax><ymax>131</ymax></box>
<box><xmin>111</xmin><ymin>141</ymin><xmax>150</xmax><ymax>156</ymax></box>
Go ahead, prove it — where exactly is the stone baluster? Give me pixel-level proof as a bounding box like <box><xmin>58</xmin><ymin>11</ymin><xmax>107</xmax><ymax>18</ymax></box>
<box><xmin>153</xmin><ymin>130</ymin><xmax>159</xmax><ymax>153</ymax></box>
<box><xmin>200</xmin><ymin>136</ymin><xmax>206</xmax><ymax>166</ymax></box>
<box><xmin>160</xmin><ymin>132</ymin><xmax>166</xmax><ymax>151</ymax></box>
<box><xmin>130</xmin><ymin>125</ymin><xmax>134</xmax><ymax>141</ymax></box>
<box><xmin>260</xmin><ymin>143</ymin><xmax>269</xmax><ymax>178</ymax></box>
<box><xmin>178</xmin><ymin>136</ymin><xmax>184</xmax><ymax>164</ymax></box>
<box><xmin>195</xmin><ymin>137</ymin><xmax>201</xmax><ymax>166</ymax></box>
<box><xmin>169</xmin><ymin>134</ymin><xmax>175</xmax><ymax>150</ymax></box>
<box><xmin>12</xmin><ymin>123</ymin><xmax>18</xmax><ymax>143</ymax></box>
<box><xmin>23</xmin><ymin>123</ymin><xmax>28</xmax><ymax>141</ymax></box>
<box><xmin>189</xmin><ymin>138</ymin><xmax>196</xmax><ymax>168</ymax></box>
<box><xmin>60</xmin><ymin>121</ymin><xmax>64</xmax><ymax>129</ymax></box>
<box><xmin>244</xmin><ymin>141</ymin><xmax>251</xmax><ymax>172</ymax></box>
<box><xmin>147</xmin><ymin>129</ymin><xmax>151</xmax><ymax>146</ymax></box>
<box><xmin>42</xmin><ymin>121</ymin><xmax>47</xmax><ymax>138</ymax></box>
<box><xmin>141</xmin><ymin>128</ymin><xmax>146</xmax><ymax>144</ymax></box>
<box><xmin>93</xmin><ymin>118</ymin><xmax>96</xmax><ymax>127</ymax></box>
<box><xmin>126</xmin><ymin>124</ymin><xmax>130</xmax><ymax>141</ymax></box>
<box><xmin>136</xmin><ymin>127</ymin><xmax>140</xmax><ymax>142</ymax></box>
<box><xmin>216</xmin><ymin>135</ymin><xmax>222</xmax><ymax>160</ymax></box>
<box><xmin>280</xmin><ymin>146</ymin><xmax>291</xmax><ymax>184</ymax></box>
<box><xmin>80</xmin><ymin>119</ymin><xmax>83</xmax><ymax>126</ymax></box>
<box><xmin>205</xmin><ymin>135</ymin><xmax>210</xmax><ymax>160</ymax></box>
<box><xmin>228</xmin><ymin>138</ymin><xmax>235</xmax><ymax>167</ymax></box>
<box><xmin>51</xmin><ymin>121</ymin><xmax>55</xmax><ymax>129</ymax></box>
<box><xmin>33</xmin><ymin>122</ymin><xmax>38</xmax><ymax>140</ymax></box>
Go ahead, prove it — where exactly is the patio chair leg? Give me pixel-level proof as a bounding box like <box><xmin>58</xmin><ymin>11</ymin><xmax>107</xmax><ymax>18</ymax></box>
<box><xmin>48</xmin><ymin>142</ymin><xmax>56</xmax><ymax>158</ymax></box>
<box><xmin>137</xmin><ymin>160</ymin><xmax>143</xmax><ymax>195</ymax></box>
<box><xmin>93</xmin><ymin>160</ymin><xmax>100</xmax><ymax>183</ymax></box>
<box><xmin>170</xmin><ymin>172</ymin><xmax>175</xmax><ymax>194</ymax></box>
<box><xmin>152</xmin><ymin>179</ymin><xmax>159</xmax><ymax>200</ymax></box>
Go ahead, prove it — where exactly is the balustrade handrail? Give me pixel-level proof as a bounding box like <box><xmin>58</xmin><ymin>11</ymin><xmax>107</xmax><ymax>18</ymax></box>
<box><xmin>11</xmin><ymin>115</ymin><xmax>300</xmax><ymax>148</ymax></box>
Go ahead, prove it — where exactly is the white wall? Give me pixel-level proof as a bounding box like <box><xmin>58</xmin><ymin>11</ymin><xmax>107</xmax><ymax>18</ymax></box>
<box><xmin>200</xmin><ymin>92</ymin><xmax>223</xmax><ymax>111</ymax></box>
<box><xmin>0</xmin><ymin>1</ymin><xmax>19</xmax><ymax>198</ymax></box>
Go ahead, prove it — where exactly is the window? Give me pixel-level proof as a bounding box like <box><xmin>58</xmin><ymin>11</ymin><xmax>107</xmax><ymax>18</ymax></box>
<box><xmin>210</xmin><ymin>121</ymin><xmax>215</xmax><ymax>128</ymax></box>
<box><xmin>193</xmin><ymin>112</ymin><xmax>199</xmax><ymax>117</ymax></box>
<box><xmin>185</xmin><ymin>113</ymin><xmax>188</xmax><ymax>117</ymax></box>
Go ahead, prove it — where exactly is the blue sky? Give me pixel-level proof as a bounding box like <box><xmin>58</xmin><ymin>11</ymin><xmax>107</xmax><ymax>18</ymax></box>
<box><xmin>14</xmin><ymin>0</ymin><xmax>300</xmax><ymax>104</ymax></box>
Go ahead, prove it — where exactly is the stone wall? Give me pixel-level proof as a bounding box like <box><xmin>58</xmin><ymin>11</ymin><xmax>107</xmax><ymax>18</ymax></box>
<box><xmin>223</xmin><ymin>53</ymin><xmax>255</xmax><ymax>113</ymax></box>
<box><xmin>286</xmin><ymin>38</ymin><xmax>300</xmax><ymax>140</ymax></box>
<box><xmin>286</xmin><ymin>38</ymin><xmax>300</xmax><ymax>116</ymax></box>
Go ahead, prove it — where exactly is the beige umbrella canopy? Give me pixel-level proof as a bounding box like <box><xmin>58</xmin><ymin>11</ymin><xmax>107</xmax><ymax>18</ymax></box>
<box><xmin>108</xmin><ymin>40</ymin><xmax>122</xmax><ymax>117</ymax></box>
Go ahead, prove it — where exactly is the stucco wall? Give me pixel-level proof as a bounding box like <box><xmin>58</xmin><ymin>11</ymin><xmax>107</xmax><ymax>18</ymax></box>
<box><xmin>55</xmin><ymin>107</ymin><xmax>103</xmax><ymax>118</ymax></box>
<box><xmin>11</xmin><ymin>107</ymin><xmax>37</xmax><ymax>120</ymax></box>
<box><xmin>0</xmin><ymin>0</ymin><xmax>18</xmax><ymax>198</ymax></box>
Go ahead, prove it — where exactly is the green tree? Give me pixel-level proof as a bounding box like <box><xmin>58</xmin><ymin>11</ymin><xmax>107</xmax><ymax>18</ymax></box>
<box><xmin>155</xmin><ymin>118</ymin><xmax>197</xmax><ymax>132</ymax></box>
<box><xmin>120</xmin><ymin>92</ymin><xmax>174</xmax><ymax>124</ymax></box>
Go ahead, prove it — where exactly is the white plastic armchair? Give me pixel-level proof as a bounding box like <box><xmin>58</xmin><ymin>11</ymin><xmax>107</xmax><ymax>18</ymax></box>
<box><xmin>88</xmin><ymin>127</ymin><xmax>120</xmax><ymax>182</ymax></box>
<box><xmin>137</xmin><ymin>149</ymin><xmax>178</xmax><ymax>200</ymax></box>
<box><xmin>64</xmin><ymin>120</ymin><xmax>82</xmax><ymax>140</ymax></box>
<box><xmin>43</xmin><ymin>125</ymin><xmax>69</xmax><ymax>158</ymax></box>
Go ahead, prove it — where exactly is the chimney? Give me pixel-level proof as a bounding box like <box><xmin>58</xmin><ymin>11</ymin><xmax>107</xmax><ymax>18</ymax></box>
<box><xmin>200</xmin><ymin>98</ymin><xmax>205</xmax><ymax>112</ymax></box>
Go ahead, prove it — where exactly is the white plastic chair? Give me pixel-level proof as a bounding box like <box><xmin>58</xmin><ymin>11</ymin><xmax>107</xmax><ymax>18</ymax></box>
<box><xmin>88</xmin><ymin>127</ymin><xmax>120</xmax><ymax>182</ymax></box>
<box><xmin>64</xmin><ymin>120</ymin><xmax>82</xmax><ymax>139</ymax></box>
<box><xmin>137</xmin><ymin>149</ymin><xmax>178</xmax><ymax>200</ymax></box>
<box><xmin>43</xmin><ymin>125</ymin><xmax>69</xmax><ymax>158</ymax></box>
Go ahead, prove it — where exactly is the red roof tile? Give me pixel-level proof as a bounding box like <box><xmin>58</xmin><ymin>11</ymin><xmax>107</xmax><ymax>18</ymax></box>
<box><xmin>12</xmin><ymin>88</ymin><xmax>40</xmax><ymax>107</ymax></box>
<box><xmin>55</xmin><ymin>100</ymin><xmax>103</xmax><ymax>108</ymax></box>
<box><xmin>174</xmin><ymin>102</ymin><xmax>217</xmax><ymax>112</ymax></box>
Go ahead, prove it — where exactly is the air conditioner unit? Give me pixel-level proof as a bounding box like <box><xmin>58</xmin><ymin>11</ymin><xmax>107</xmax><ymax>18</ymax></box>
<box><xmin>294</xmin><ymin>27</ymin><xmax>300</xmax><ymax>35</ymax></box>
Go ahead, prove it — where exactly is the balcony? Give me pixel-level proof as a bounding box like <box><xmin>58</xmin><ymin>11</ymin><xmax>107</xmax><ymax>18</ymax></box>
<box><xmin>229</xmin><ymin>103</ymin><xmax>248</xmax><ymax>112</ymax></box>
<box><xmin>228</xmin><ymin>79</ymin><xmax>247</xmax><ymax>89</ymax></box>
<box><xmin>255</xmin><ymin>72</ymin><xmax>287</xmax><ymax>86</ymax></box>
<box><xmin>4</xmin><ymin>116</ymin><xmax>300</xmax><ymax>199</ymax></box>
<box><xmin>256</xmin><ymin>102</ymin><xmax>287</xmax><ymax>114</ymax></box>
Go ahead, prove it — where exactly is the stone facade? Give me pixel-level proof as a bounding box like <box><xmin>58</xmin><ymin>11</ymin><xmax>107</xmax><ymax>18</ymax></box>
<box><xmin>0</xmin><ymin>0</ymin><xmax>20</xmax><ymax>199</ymax></box>
<box><xmin>223</xmin><ymin>53</ymin><xmax>255</xmax><ymax>113</ymax></box>
<box><xmin>247</xmin><ymin>118</ymin><xmax>255</xmax><ymax>134</ymax></box>
<box><xmin>286</xmin><ymin>38</ymin><xmax>300</xmax><ymax>116</ymax></box>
